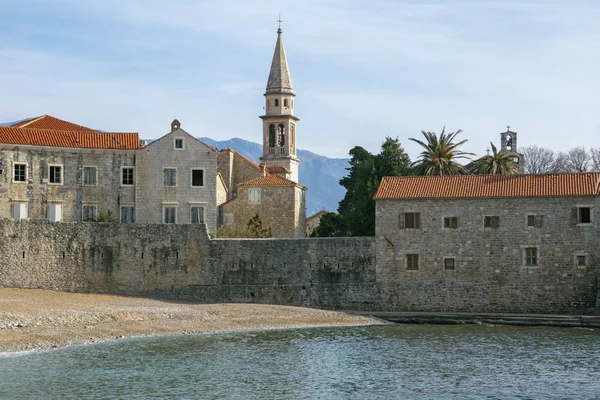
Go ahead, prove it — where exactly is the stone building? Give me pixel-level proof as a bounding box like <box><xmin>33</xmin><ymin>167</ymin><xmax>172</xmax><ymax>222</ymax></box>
<box><xmin>216</xmin><ymin>27</ymin><xmax>307</xmax><ymax>237</ymax></box>
<box><xmin>0</xmin><ymin>115</ymin><xmax>139</xmax><ymax>222</ymax></box>
<box><xmin>374</xmin><ymin>173</ymin><xmax>599</xmax><ymax>311</ymax></box>
<box><xmin>136</xmin><ymin>119</ymin><xmax>219</xmax><ymax>233</ymax></box>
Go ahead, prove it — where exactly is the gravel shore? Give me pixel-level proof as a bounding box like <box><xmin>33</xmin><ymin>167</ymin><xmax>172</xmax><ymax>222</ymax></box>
<box><xmin>0</xmin><ymin>288</ymin><xmax>383</xmax><ymax>353</ymax></box>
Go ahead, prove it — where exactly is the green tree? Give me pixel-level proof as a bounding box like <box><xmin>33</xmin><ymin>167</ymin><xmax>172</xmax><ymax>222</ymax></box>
<box><xmin>410</xmin><ymin>127</ymin><xmax>473</xmax><ymax>175</ymax></box>
<box><xmin>470</xmin><ymin>142</ymin><xmax>519</xmax><ymax>175</ymax></box>
<box><xmin>90</xmin><ymin>210</ymin><xmax>119</xmax><ymax>223</ymax></box>
<box><xmin>334</xmin><ymin>137</ymin><xmax>411</xmax><ymax>237</ymax></box>
<box><xmin>247</xmin><ymin>213</ymin><xmax>272</xmax><ymax>238</ymax></box>
<box><xmin>310</xmin><ymin>212</ymin><xmax>348</xmax><ymax>237</ymax></box>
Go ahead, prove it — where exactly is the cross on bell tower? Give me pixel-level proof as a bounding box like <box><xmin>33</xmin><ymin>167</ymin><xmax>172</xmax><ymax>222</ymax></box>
<box><xmin>259</xmin><ymin>21</ymin><xmax>300</xmax><ymax>183</ymax></box>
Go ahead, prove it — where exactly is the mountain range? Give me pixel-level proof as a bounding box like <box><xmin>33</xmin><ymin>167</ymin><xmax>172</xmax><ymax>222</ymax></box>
<box><xmin>199</xmin><ymin>137</ymin><xmax>348</xmax><ymax>216</ymax></box>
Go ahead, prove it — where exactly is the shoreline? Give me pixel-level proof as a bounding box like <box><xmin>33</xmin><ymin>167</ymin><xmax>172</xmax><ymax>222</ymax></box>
<box><xmin>0</xmin><ymin>288</ymin><xmax>384</xmax><ymax>354</ymax></box>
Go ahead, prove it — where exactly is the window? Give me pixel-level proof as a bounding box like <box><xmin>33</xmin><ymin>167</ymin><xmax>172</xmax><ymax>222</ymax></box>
<box><xmin>398</xmin><ymin>212</ymin><xmax>420</xmax><ymax>229</ymax></box>
<box><xmin>278</xmin><ymin>124</ymin><xmax>285</xmax><ymax>147</ymax></box>
<box><xmin>444</xmin><ymin>217</ymin><xmax>458</xmax><ymax>229</ymax></box>
<box><xmin>284</xmin><ymin>99</ymin><xmax>288</xmax><ymax>107</ymax></box>
<box><xmin>524</xmin><ymin>247</ymin><xmax>538</xmax><ymax>267</ymax></box>
<box><xmin>444</xmin><ymin>258</ymin><xmax>455</xmax><ymax>270</ymax></box>
<box><xmin>191</xmin><ymin>206</ymin><xmax>204</xmax><ymax>224</ymax></box>
<box><xmin>163</xmin><ymin>168</ymin><xmax>177</xmax><ymax>187</ymax></box>
<box><xmin>122</xmin><ymin>167</ymin><xmax>134</xmax><ymax>186</ymax></box>
<box><xmin>120</xmin><ymin>206</ymin><xmax>135</xmax><ymax>223</ymax></box>
<box><xmin>82</xmin><ymin>166</ymin><xmax>97</xmax><ymax>186</ymax></box>
<box><xmin>527</xmin><ymin>215</ymin><xmax>543</xmax><ymax>228</ymax></box>
<box><xmin>576</xmin><ymin>255</ymin><xmax>587</xmax><ymax>268</ymax></box>
<box><xmin>82</xmin><ymin>205</ymin><xmax>97</xmax><ymax>221</ymax></box>
<box><xmin>48</xmin><ymin>204</ymin><xmax>62</xmax><ymax>222</ymax></box>
<box><xmin>406</xmin><ymin>254</ymin><xmax>419</xmax><ymax>270</ymax></box>
<box><xmin>576</xmin><ymin>207</ymin><xmax>592</xmax><ymax>224</ymax></box>
<box><xmin>174</xmin><ymin>138</ymin><xmax>184</xmax><ymax>149</ymax></box>
<box><xmin>223</xmin><ymin>213</ymin><xmax>234</xmax><ymax>225</ymax></box>
<box><xmin>274</xmin><ymin>99</ymin><xmax>279</xmax><ymax>107</ymax></box>
<box><xmin>12</xmin><ymin>202</ymin><xmax>28</xmax><ymax>220</ymax></box>
<box><xmin>164</xmin><ymin>207</ymin><xmax>176</xmax><ymax>224</ymax></box>
<box><xmin>191</xmin><ymin>169</ymin><xmax>204</xmax><ymax>187</ymax></box>
<box><xmin>249</xmin><ymin>188</ymin><xmax>261</xmax><ymax>204</ymax></box>
<box><xmin>49</xmin><ymin>165</ymin><xmax>62</xmax><ymax>184</ymax></box>
<box><xmin>484</xmin><ymin>216</ymin><xmax>499</xmax><ymax>228</ymax></box>
<box><xmin>269</xmin><ymin>125</ymin><xmax>276</xmax><ymax>148</ymax></box>
<box><xmin>13</xmin><ymin>163</ymin><xmax>26</xmax><ymax>182</ymax></box>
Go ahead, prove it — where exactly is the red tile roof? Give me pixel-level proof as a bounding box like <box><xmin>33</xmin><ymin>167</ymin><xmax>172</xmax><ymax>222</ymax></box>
<box><xmin>11</xmin><ymin>115</ymin><xmax>97</xmax><ymax>132</ymax></box>
<box><xmin>265</xmin><ymin>166</ymin><xmax>291</xmax><ymax>174</ymax></box>
<box><xmin>0</xmin><ymin>126</ymin><xmax>140</xmax><ymax>150</ymax></box>
<box><xmin>238</xmin><ymin>174</ymin><xmax>306</xmax><ymax>189</ymax></box>
<box><xmin>374</xmin><ymin>173</ymin><xmax>600</xmax><ymax>200</ymax></box>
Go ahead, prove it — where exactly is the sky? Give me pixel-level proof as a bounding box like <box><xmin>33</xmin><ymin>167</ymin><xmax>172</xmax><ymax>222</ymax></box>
<box><xmin>1</xmin><ymin>0</ymin><xmax>599</xmax><ymax>159</ymax></box>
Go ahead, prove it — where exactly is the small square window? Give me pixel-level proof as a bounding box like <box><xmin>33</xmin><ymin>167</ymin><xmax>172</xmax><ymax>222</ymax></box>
<box><xmin>82</xmin><ymin>205</ymin><xmax>97</xmax><ymax>221</ymax></box>
<box><xmin>49</xmin><ymin>165</ymin><xmax>62</xmax><ymax>184</ymax></box>
<box><xmin>13</xmin><ymin>163</ymin><xmax>26</xmax><ymax>182</ymax></box>
<box><xmin>191</xmin><ymin>169</ymin><xmax>204</xmax><ymax>187</ymax></box>
<box><xmin>163</xmin><ymin>168</ymin><xmax>177</xmax><ymax>187</ymax></box>
<box><xmin>120</xmin><ymin>206</ymin><xmax>135</xmax><ymax>223</ymax></box>
<box><xmin>83</xmin><ymin>166</ymin><xmax>97</xmax><ymax>185</ymax></box>
<box><xmin>174</xmin><ymin>138</ymin><xmax>184</xmax><ymax>149</ymax></box>
<box><xmin>406</xmin><ymin>254</ymin><xmax>419</xmax><ymax>270</ymax></box>
<box><xmin>444</xmin><ymin>217</ymin><xmax>458</xmax><ymax>229</ymax></box>
<box><xmin>444</xmin><ymin>258</ymin><xmax>455</xmax><ymax>270</ymax></box>
<box><xmin>249</xmin><ymin>188</ymin><xmax>261</xmax><ymax>204</ymax></box>
<box><xmin>524</xmin><ymin>247</ymin><xmax>538</xmax><ymax>267</ymax></box>
<box><xmin>164</xmin><ymin>207</ymin><xmax>177</xmax><ymax>224</ymax></box>
<box><xmin>122</xmin><ymin>167</ymin><xmax>134</xmax><ymax>186</ymax></box>
<box><xmin>399</xmin><ymin>212</ymin><xmax>420</xmax><ymax>229</ymax></box>
<box><xmin>484</xmin><ymin>216</ymin><xmax>499</xmax><ymax>228</ymax></box>
<box><xmin>578</xmin><ymin>207</ymin><xmax>591</xmax><ymax>224</ymax></box>
<box><xmin>191</xmin><ymin>206</ymin><xmax>204</xmax><ymax>224</ymax></box>
<box><xmin>576</xmin><ymin>255</ymin><xmax>587</xmax><ymax>268</ymax></box>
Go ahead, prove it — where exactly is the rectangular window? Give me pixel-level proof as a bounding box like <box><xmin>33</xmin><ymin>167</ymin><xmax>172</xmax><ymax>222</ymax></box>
<box><xmin>122</xmin><ymin>167</ymin><xmax>134</xmax><ymax>186</ymax></box>
<box><xmin>406</xmin><ymin>254</ymin><xmax>419</xmax><ymax>270</ymax></box>
<box><xmin>163</xmin><ymin>168</ymin><xmax>177</xmax><ymax>187</ymax></box>
<box><xmin>578</xmin><ymin>207</ymin><xmax>591</xmax><ymax>224</ymax></box>
<box><xmin>82</xmin><ymin>205</ymin><xmax>97</xmax><ymax>221</ymax></box>
<box><xmin>527</xmin><ymin>215</ymin><xmax>543</xmax><ymax>228</ymax></box>
<box><xmin>174</xmin><ymin>138</ymin><xmax>184</xmax><ymax>149</ymax></box>
<box><xmin>524</xmin><ymin>247</ymin><xmax>538</xmax><ymax>267</ymax></box>
<box><xmin>82</xmin><ymin>166</ymin><xmax>98</xmax><ymax>185</ymax></box>
<box><xmin>576</xmin><ymin>255</ymin><xmax>587</xmax><ymax>268</ymax></box>
<box><xmin>484</xmin><ymin>216</ymin><xmax>499</xmax><ymax>228</ymax></box>
<box><xmin>190</xmin><ymin>206</ymin><xmax>205</xmax><ymax>224</ymax></box>
<box><xmin>12</xmin><ymin>202</ymin><xmax>28</xmax><ymax>220</ymax></box>
<box><xmin>443</xmin><ymin>217</ymin><xmax>458</xmax><ymax>229</ymax></box>
<box><xmin>49</xmin><ymin>165</ymin><xmax>62</xmax><ymax>184</ymax></box>
<box><xmin>120</xmin><ymin>206</ymin><xmax>135</xmax><ymax>223</ymax></box>
<box><xmin>48</xmin><ymin>204</ymin><xmax>62</xmax><ymax>222</ymax></box>
<box><xmin>164</xmin><ymin>207</ymin><xmax>176</xmax><ymax>223</ymax></box>
<box><xmin>249</xmin><ymin>188</ymin><xmax>261</xmax><ymax>204</ymax></box>
<box><xmin>191</xmin><ymin>169</ymin><xmax>204</xmax><ymax>187</ymax></box>
<box><xmin>13</xmin><ymin>163</ymin><xmax>26</xmax><ymax>182</ymax></box>
<box><xmin>399</xmin><ymin>212</ymin><xmax>420</xmax><ymax>229</ymax></box>
<box><xmin>527</xmin><ymin>215</ymin><xmax>536</xmax><ymax>227</ymax></box>
<box><xmin>444</xmin><ymin>258</ymin><xmax>455</xmax><ymax>270</ymax></box>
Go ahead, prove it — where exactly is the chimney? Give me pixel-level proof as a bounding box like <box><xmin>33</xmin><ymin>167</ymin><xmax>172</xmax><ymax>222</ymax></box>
<box><xmin>171</xmin><ymin>119</ymin><xmax>181</xmax><ymax>131</ymax></box>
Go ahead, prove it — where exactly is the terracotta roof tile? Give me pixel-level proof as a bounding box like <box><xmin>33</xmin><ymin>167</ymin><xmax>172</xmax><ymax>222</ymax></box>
<box><xmin>11</xmin><ymin>115</ymin><xmax>97</xmax><ymax>132</ymax></box>
<box><xmin>374</xmin><ymin>173</ymin><xmax>600</xmax><ymax>200</ymax></box>
<box><xmin>265</xmin><ymin>166</ymin><xmax>291</xmax><ymax>174</ymax></box>
<box><xmin>238</xmin><ymin>174</ymin><xmax>306</xmax><ymax>189</ymax></box>
<box><xmin>0</xmin><ymin>126</ymin><xmax>140</xmax><ymax>150</ymax></box>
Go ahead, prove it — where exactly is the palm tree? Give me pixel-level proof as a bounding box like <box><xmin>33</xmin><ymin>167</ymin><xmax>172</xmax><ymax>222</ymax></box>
<box><xmin>409</xmin><ymin>127</ymin><xmax>474</xmax><ymax>175</ymax></box>
<box><xmin>470</xmin><ymin>142</ymin><xmax>519</xmax><ymax>175</ymax></box>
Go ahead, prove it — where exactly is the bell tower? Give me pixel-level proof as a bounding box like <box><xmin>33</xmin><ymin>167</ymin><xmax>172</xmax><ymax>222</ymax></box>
<box><xmin>259</xmin><ymin>26</ymin><xmax>300</xmax><ymax>183</ymax></box>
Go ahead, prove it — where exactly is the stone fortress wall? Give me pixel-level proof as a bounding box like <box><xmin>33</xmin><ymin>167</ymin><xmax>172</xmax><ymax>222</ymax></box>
<box><xmin>1</xmin><ymin>219</ymin><xmax>598</xmax><ymax>314</ymax></box>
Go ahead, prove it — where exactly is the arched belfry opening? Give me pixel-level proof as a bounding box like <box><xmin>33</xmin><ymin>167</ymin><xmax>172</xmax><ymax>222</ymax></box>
<box><xmin>278</xmin><ymin>124</ymin><xmax>285</xmax><ymax>147</ymax></box>
<box><xmin>269</xmin><ymin>125</ymin><xmax>276</xmax><ymax>149</ymax></box>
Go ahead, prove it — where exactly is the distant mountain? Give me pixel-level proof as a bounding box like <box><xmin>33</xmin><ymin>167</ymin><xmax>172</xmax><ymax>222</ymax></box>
<box><xmin>199</xmin><ymin>137</ymin><xmax>348</xmax><ymax>216</ymax></box>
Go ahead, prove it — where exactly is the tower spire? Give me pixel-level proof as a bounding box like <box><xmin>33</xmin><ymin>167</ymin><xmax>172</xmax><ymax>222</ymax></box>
<box><xmin>266</xmin><ymin>20</ymin><xmax>294</xmax><ymax>95</ymax></box>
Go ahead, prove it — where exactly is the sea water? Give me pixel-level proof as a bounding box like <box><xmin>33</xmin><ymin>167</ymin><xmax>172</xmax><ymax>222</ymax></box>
<box><xmin>0</xmin><ymin>324</ymin><xmax>599</xmax><ymax>399</ymax></box>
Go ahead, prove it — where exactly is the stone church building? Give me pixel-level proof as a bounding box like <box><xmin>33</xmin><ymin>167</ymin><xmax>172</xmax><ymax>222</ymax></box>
<box><xmin>0</xmin><ymin>28</ymin><xmax>307</xmax><ymax>238</ymax></box>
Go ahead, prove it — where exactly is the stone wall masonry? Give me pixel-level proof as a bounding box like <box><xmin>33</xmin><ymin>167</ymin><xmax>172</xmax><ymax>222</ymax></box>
<box><xmin>0</xmin><ymin>220</ymin><xmax>377</xmax><ymax>310</ymax></box>
<box><xmin>375</xmin><ymin>196</ymin><xmax>600</xmax><ymax>314</ymax></box>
